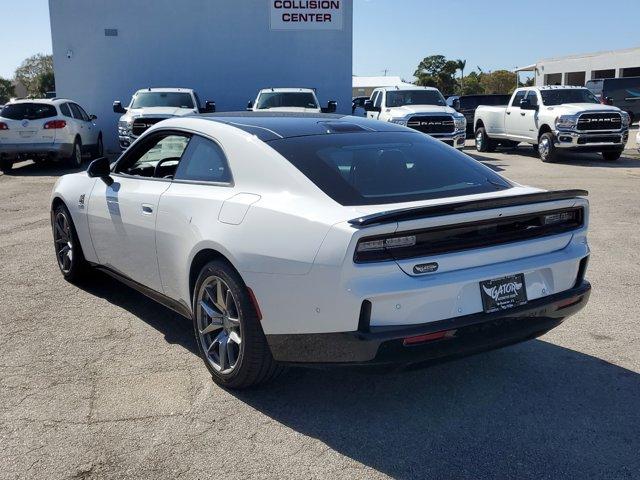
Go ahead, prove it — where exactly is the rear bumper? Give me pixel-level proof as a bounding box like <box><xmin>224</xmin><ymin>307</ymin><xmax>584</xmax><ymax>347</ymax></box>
<box><xmin>266</xmin><ymin>280</ymin><xmax>591</xmax><ymax>365</ymax></box>
<box><xmin>0</xmin><ymin>142</ymin><xmax>74</xmax><ymax>160</ymax></box>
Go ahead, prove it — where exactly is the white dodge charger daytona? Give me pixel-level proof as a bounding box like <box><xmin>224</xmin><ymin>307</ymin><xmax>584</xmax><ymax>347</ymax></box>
<box><xmin>51</xmin><ymin>113</ymin><xmax>591</xmax><ymax>388</ymax></box>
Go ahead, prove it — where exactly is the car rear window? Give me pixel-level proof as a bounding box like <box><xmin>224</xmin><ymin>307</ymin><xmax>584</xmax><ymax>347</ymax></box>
<box><xmin>268</xmin><ymin>132</ymin><xmax>512</xmax><ymax>206</ymax></box>
<box><xmin>1</xmin><ymin>103</ymin><xmax>57</xmax><ymax>120</ymax></box>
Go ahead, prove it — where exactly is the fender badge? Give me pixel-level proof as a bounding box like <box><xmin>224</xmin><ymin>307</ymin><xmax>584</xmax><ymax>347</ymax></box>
<box><xmin>413</xmin><ymin>262</ymin><xmax>439</xmax><ymax>274</ymax></box>
<box><xmin>78</xmin><ymin>194</ymin><xmax>85</xmax><ymax>209</ymax></box>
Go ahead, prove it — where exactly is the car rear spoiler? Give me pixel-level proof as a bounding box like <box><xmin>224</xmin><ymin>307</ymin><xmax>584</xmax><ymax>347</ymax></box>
<box><xmin>348</xmin><ymin>189</ymin><xmax>589</xmax><ymax>227</ymax></box>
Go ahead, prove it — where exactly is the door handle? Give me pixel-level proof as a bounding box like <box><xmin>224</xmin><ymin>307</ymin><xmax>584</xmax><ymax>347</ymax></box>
<box><xmin>141</xmin><ymin>204</ymin><xmax>154</xmax><ymax>214</ymax></box>
<box><xmin>506</xmin><ymin>111</ymin><xmax>511</xmax><ymax>115</ymax></box>
<box><xmin>520</xmin><ymin>112</ymin><xmax>526</xmax><ymax>116</ymax></box>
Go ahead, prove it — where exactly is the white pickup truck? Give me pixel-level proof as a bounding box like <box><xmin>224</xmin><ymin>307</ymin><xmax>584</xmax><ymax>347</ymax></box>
<box><xmin>113</xmin><ymin>88</ymin><xmax>215</xmax><ymax>150</ymax></box>
<box><xmin>364</xmin><ymin>86</ymin><xmax>466</xmax><ymax>149</ymax></box>
<box><xmin>247</xmin><ymin>88</ymin><xmax>337</xmax><ymax>113</ymax></box>
<box><xmin>474</xmin><ymin>86</ymin><xmax>630</xmax><ymax>162</ymax></box>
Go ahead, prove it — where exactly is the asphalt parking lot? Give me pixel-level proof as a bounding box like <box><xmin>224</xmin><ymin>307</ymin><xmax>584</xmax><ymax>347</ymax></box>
<box><xmin>1</xmin><ymin>132</ymin><xmax>639</xmax><ymax>480</ymax></box>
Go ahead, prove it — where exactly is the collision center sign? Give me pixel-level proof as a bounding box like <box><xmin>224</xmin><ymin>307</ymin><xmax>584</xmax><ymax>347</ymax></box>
<box><xmin>270</xmin><ymin>0</ymin><xmax>343</xmax><ymax>31</ymax></box>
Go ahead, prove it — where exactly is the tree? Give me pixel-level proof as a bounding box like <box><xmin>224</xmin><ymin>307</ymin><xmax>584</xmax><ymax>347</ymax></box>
<box><xmin>480</xmin><ymin>70</ymin><xmax>517</xmax><ymax>94</ymax></box>
<box><xmin>413</xmin><ymin>55</ymin><xmax>459</xmax><ymax>94</ymax></box>
<box><xmin>36</xmin><ymin>71</ymin><xmax>55</xmax><ymax>96</ymax></box>
<box><xmin>14</xmin><ymin>54</ymin><xmax>54</xmax><ymax>97</ymax></box>
<box><xmin>459</xmin><ymin>71</ymin><xmax>484</xmax><ymax>95</ymax></box>
<box><xmin>455</xmin><ymin>59</ymin><xmax>467</xmax><ymax>93</ymax></box>
<box><xmin>0</xmin><ymin>77</ymin><xmax>14</xmax><ymax>104</ymax></box>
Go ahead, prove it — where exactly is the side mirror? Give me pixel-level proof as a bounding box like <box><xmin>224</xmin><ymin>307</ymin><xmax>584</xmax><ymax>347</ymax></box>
<box><xmin>203</xmin><ymin>100</ymin><xmax>216</xmax><ymax>113</ymax></box>
<box><xmin>326</xmin><ymin>100</ymin><xmax>337</xmax><ymax>113</ymax></box>
<box><xmin>364</xmin><ymin>100</ymin><xmax>380</xmax><ymax>112</ymax></box>
<box><xmin>87</xmin><ymin>156</ymin><xmax>113</xmax><ymax>186</ymax></box>
<box><xmin>519</xmin><ymin>99</ymin><xmax>538</xmax><ymax>111</ymax></box>
<box><xmin>452</xmin><ymin>99</ymin><xmax>461</xmax><ymax>111</ymax></box>
<box><xmin>89</xmin><ymin>114</ymin><xmax>97</xmax><ymax>121</ymax></box>
<box><xmin>604</xmin><ymin>96</ymin><xmax>614</xmax><ymax>106</ymax></box>
<box><xmin>247</xmin><ymin>100</ymin><xmax>254</xmax><ymax>111</ymax></box>
<box><xmin>113</xmin><ymin>101</ymin><xmax>126</xmax><ymax>114</ymax></box>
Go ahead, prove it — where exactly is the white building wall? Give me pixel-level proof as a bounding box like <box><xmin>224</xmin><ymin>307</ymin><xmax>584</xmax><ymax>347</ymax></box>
<box><xmin>49</xmin><ymin>0</ymin><xmax>353</xmax><ymax>152</ymax></box>
<box><xmin>534</xmin><ymin>47</ymin><xmax>640</xmax><ymax>86</ymax></box>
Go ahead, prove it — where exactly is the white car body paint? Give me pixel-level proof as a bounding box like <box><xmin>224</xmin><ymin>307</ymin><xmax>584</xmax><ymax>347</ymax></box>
<box><xmin>51</xmin><ymin>114</ymin><xmax>590</xmax><ymax>356</ymax></box>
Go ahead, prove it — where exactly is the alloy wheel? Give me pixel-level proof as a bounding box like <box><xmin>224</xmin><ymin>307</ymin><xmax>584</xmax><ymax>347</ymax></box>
<box><xmin>53</xmin><ymin>211</ymin><xmax>73</xmax><ymax>273</ymax></box>
<box><xmin>74</xmin><ymin>142</ymin><xmax>82</xmax><ymax>166</ymax></box>
<box><xmin>476</xmin><ymin>131</ymin><xmax>483</xmax><ymax>150</ymax></box>
<box><xmin>539</xmin><ymin>137</ymin><xmax>550</xmax><ymax>159</ymax></box>
<box><xmin>196</xmin><ymin>276</ymin><xmax>243</xmax><ymax>374</ymax></box>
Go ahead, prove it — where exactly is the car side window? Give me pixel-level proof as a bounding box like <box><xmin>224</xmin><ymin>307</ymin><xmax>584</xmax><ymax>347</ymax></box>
<box><xmin>173</xmin><ymin>135</ymin><xmax>232</xmax><ymax>183</ymax></box>
<box><xmin>116</xmin><ymin>133</ymin><xmax>191</xmax><ymax>178</ymax></box>
<box><xmin>374</xmin><ymin>91</ymin><xmax>383</xmax><ymax>108</ymax></box>
<box><xmin>511</xmin><ymin>91</ymin><xmax>526</xmax><ymax>107</ymax></box>
<box><xmin>69</xmin><ymin>103</ymin><xmax>84</xmax><ymax>120</ymax></box>
<box><xmin>75</xmin><ymin>104</ymin><xmax>91</xmax><ymax>121</ymax></box>
<box><xmin>59</xmin><ymin>103</ymin><xmax>72</xmax><ymax>118</ymax></box>
<box><xmin>526</xmin><ymin>90</ymin><xmax>539</xmax><ymax>106</ymax></box>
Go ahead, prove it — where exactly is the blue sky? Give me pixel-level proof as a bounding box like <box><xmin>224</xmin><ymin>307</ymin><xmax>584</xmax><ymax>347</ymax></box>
<box><xmin>1</xmin><ymin>0</ymin><xmax>639</xmax><ymax>80</ymax></box>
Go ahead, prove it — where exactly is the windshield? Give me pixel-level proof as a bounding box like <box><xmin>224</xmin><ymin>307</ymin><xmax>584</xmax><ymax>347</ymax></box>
<box><xmin>130</xmin><ymin>92</ymin><xmax>194</xmax><ymax>109</ymax></box>
<box><xmin>1</xmin><ymin>103</ymin><xmax>57</xmax><ymax>120</ymax></box>
<box><xmin>540</xmin><ymin>89</ymin><xmax>599</xmax><ymax>106</ymax></box>
<box><xmin>386</xmin><ymin>90</ymin><xmax>446</xmax><ymax>108</ymax></box>
<box><xmin>256</xmin><ymin>92</ymin><xmax>318</xmax><ymax>110</ymax></box>
<box><xmin>268</xmin><ymin>132</ymin><xmax>511</xmax><ymax>206</ymax></box>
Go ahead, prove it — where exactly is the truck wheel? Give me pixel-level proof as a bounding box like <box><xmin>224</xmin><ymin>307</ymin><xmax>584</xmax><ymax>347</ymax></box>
<box><xmin>538</xmin><ymin>132</ymin><xmax>558</xmax><ymax>163</ymax></box>
<box><xmin>192</xmin><ymin>259</ymin><xmax>284</xmax><ymax>389</ymax></box>
<box><xmin>0</xmin><ymin>158</ymin><xmax>13</xmax><ymax>173</ymax></box>
<box><xmin>475</xmin><ymin>127</ymin><xmax>495</xmax><ymax>152</ymax></box>
<box><xmin>602</xmin><ymin>149</ymin><xmax>623</xmax><ymax>161</ymax></box>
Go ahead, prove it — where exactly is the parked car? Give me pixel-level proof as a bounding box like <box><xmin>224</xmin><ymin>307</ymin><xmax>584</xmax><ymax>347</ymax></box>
<box><xmin>352</xmin><ymin>96</ymin><xmax>369</xmax><ymax>115</ymax></box>
<box><xmin>51</xmin><ymin>112</ymin><xmax>591</xmax><ymax>388</ymax></box>
<box><xmin>247</xmin><ymin>87</ymin><xmax>337</xmax><ymax>113</ymax></box>
<box><xmin>474</xmin><ymin>86</ymin><xmax>630</xmax><ymax>162</ymax></box>
<box><xmin>114</xmin><ymin>87</ymin><xmax>215</xmax><ymax>150</ymax></box>
<box><xmin>586</xmin><ymin>76</ymin><xmax>640</xmax><ymax>124</ymax></box>
<box><xmin>448</xmin><ymin>94</ymin><xmax>511</xmax><ymax>135</ymax></box>
<box><xmin>364</xmin><ymin>86</ymin><xmax>466</xmax><ymax>148</ymax></box>
<box><xmin>0</xmin><ymin>98</ymin><xmax>103</xmax><ymax>172</ymax></box>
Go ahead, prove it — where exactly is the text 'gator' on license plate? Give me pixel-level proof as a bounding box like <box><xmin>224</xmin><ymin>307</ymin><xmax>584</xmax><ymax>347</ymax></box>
<box><xmin>480</xmin><ymin>273</ymin><xmax>528</xmax><ymax>313</ymax></box>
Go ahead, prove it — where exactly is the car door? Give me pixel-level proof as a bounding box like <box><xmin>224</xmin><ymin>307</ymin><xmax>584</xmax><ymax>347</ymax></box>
<box><xmin>504</xmin><ymin>90</ymin><xmax>526</xmax><ymax>139</ymax></box>
<box><xmin>75</xmin><ymin>103</ymin><xmax>99</xmax><ymax>146</ymax></box>
<box><xmin>519</xmin><ymin>90</ymin><xmax>540</xmax><ymax>140</ymax></box>
<box><xmin>155</xmin><ymin>134</ymin><xmax>236</xmax><ymax>302</ymax></box>
<box><xmin>367</xmin><ymin>91</ymin><xmax>381</xmax><ymax>120</ymax></box>
<box><xmin>87</xmin><ymin>131</ymin><xmax>191</xmax><ymax>292</ymax></box>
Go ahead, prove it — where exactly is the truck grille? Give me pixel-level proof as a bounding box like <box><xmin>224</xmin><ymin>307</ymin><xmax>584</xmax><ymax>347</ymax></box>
<box><xmin>576</xmin><ymin>113</ymin><xmax>622</xmax><ymax>131</ymax></box>
<box><xmin>132</xmin><ymin>118</ymin><xmax>165</xmax><ymax>137</ymax></box>
<box><xmin>407</xmin><ymin>115</ymin><xmax>455</xmax><ymax>134</ymax></box>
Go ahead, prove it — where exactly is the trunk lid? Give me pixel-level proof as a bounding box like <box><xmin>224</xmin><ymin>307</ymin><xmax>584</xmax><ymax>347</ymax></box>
<box><xmin>0</xmin><ymin>103</ymin><xmax>58</xmax><ymax>145</ymax></box>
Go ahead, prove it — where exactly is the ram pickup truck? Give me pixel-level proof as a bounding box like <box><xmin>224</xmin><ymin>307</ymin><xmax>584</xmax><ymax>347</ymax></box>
<box><xmin>474</xmin><ymin>86</ymin><xmax>630</xmax><ymax>162</ymax></box>
<box><xmin>365</xmin><ymin>86</ymin><xmax>466</xmax><ymax>148</ymax></box>
<box><xmin>247</xmin><ymin>88</ymin><xmax>337</xmax><ymax>113</ymax></box>
<box><xmin>113</xmin><ymin>88</ymin><xmax>215</xmax><ymax>150</ymax></box>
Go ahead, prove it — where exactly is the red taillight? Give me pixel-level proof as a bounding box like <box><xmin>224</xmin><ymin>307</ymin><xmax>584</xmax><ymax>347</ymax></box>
<box><xmin>403</xmin><ymin>329</ymin><xmax>456</xmax><ymax>346</ymax></box>
<box><xmin>44</xmin><ymin>120</ymin><xmax>66</xmax><ymax>129</ymax></box>
<box><xmin>0</xmin><ymin>122</ymin><xmax>8</xmax><ymax>130</ymax></box>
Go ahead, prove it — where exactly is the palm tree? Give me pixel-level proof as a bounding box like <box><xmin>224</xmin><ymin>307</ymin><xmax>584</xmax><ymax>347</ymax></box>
<box><xmin>455</xmin><ymin>59</ymin><xmax>467</xmax><ymax>94</ymax></box>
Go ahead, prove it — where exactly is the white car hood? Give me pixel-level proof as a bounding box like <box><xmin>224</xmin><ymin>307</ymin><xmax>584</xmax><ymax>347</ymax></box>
<box><xmin>544</xmin><ymin>103</ymin><xmax>621</xmax><ymax>115</ymax></box>
<box><xmin>125</xmin><ymin>106</ymin><xmax>197</xmax><ymax>118</ymax></box>
<box><xmin>387</xmin><ymin>105</ymin><xmax>456</xmax><ymax>118</ymax></box>
<box><xmin>256</xmin><ymin>107</ymin><xmax>321</xmax><ymax>113</ymax></box>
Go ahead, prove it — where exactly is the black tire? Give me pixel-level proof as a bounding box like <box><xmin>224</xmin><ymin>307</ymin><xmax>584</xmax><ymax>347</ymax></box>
<box><xmin>52</xmin><ymin>202</ymin><xmax>88</xmax><ymax>283</ymax></box>
<box><xmin>532</xmin><ymin>144</ymin><xmax>539</xmax><ymax>152</ymax></box>
<box><xmin>67</xmin><ymin>138</ymin><xmax>82</xmax><ymax>168</ymax></box>
<box><xmin>538</xmin><ymin>132</ymin><xmax>558</xmax><ymax>163</ymax></box>
<box><xmin>192</xmin><ymin>260</ymin><xmax>283</xmax><ymax>389</ymax></box>
<box><xmin>94</xmin><ymin>135</ymin><xmax>104</xmax><ymax>159</ymax></box>
<box><xmin>602</xmin><ymin>149</ymin><xmax>623</xmax><ymax>161</ymax></box>
<box><xmin>475</xmin><ymin>127</ymin><xmax>495</xmax><ymax>152</ymax></box>
<box><xmin>0</xmin><ymin>158</ymin><xmax>13</xmax><ymax>173</ymax></box>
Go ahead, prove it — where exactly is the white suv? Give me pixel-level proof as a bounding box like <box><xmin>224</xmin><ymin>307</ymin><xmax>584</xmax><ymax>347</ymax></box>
<box><xmin>247</xmin><ymin>88</ymin><xmax>337</xmax><ymax>113</ymax></box>
<box><xmin>0</xmin><ymin>98</ymin><xmax>103</xmax><ymax>172</ymax></box>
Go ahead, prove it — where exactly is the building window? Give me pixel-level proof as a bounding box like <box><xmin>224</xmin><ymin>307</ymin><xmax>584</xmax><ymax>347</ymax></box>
<box><xmin>592</xmin><ymin>69</ymin><xmax>615</xmax><ymax>80</ymax></box>
<box><xmin>565</xmin><ymin>71</ymin><xmax>586</xmax><ymax>86</ymax></box>
<box><xmin>621</xmin><ymin>67</ymin><xmax>640</xmax><ymax>78</ymax></box>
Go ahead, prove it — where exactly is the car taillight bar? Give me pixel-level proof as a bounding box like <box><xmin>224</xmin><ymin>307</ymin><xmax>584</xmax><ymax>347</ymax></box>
<box><xmin>403</xmin><ymin>329</ymin><xmax>456</xmax><ymax>346</ymax></box>
<box><xmin>44</xmin><ymin>120</ymin><xmax>66</xmax><ymax>129</ymax></box>
<box><xmin>354</xmin><ymin>207</ymin><xmax>584</xmax><ymax>263</ymax></box>
<box><xmin>0</xmin><ymin>122</ymin><xmax>8</xmax><ymax>130</ymax></box>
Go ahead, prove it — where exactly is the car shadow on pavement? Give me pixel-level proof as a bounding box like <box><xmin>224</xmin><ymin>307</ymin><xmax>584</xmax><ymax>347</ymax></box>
<box><xmin>79</xmin><ymin>270</ymin><xmax>198</xmax><ymax>354</ymax></box>
<box><xmin>234</xmin><ymin>341</ymin><xmax>640</xmax><ymax>479</ymax></box>
<box><xmin>467</xmin><ymin>149</ymin><xmax>640</xmax><ymax>169</ymax></box>
<box><xmin>0</xmin><ymin>159</ymin><xmax>86</xmax><ymax>177</ymax></box>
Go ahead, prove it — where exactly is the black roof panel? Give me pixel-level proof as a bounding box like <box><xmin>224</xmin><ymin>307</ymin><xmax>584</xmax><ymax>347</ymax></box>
<box><xmin>195</xmin><ymin>112</ymin><xmax>409</xmax><ymax>141</ymax></box>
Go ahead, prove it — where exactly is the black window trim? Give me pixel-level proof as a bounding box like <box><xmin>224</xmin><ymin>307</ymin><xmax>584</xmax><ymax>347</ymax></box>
<box><xmin>111</xmin><ymin>127</ymin><xmax>234</xmax><ymax>187</ymax></box>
